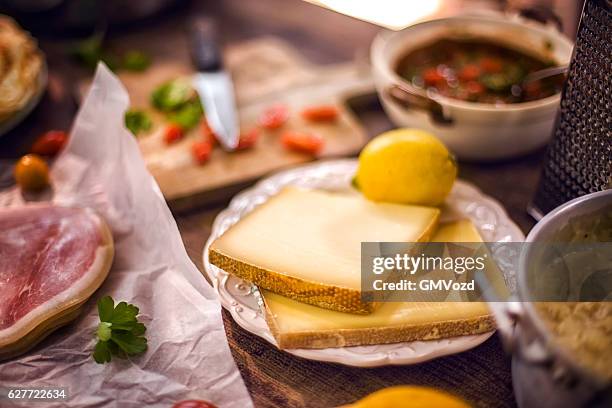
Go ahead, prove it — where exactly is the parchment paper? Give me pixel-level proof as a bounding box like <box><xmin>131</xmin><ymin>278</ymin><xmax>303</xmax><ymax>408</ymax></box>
<box><xmin>0</xmin><ymin>65</ymin><xmax>253</xmax><ymax>408</ymax></box>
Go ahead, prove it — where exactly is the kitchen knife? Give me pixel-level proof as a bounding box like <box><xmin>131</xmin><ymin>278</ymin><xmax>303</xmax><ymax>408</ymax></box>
<box><xmin>189</xmin><ymin>18</ymin><xmax>239</xmax><ymax>150</ymax></box>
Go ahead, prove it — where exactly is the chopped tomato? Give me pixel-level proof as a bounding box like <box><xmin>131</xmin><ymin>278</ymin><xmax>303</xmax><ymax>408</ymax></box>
<box><xmin>479</xmin><ymin>57</ymin><xmax>503</xmax><ymax>73</ymax></box>
<box><xmin>201</xmin><ymin>120</ymin><xmax>217</xmax><ymax>145</ymax></box>
<box><xmin>281</xmin><ymin>131</ymin><xmax>324</xmax><ymax>155</ymax></box>
<box><xmin>466</xmin><ymin>81</ymin><xmax>485</xmax><ymax>95</ymax></box>
<box><xmin>524</xmin><ymin>81</ymin><xmax>542</xmax><ymax>98</ymax></box>
<box><xmin>191</xmin><ymin>141</ymin><xmax>212</xmax><ymax>164</ymax></box>
<box><xmin>301</xmin><ymin>105</ymin><xmax>339</xmax><ymax>122</ymax></box>
<box><xmin>30</xmin><ymin>130</ymin><xmax>68</xmax><ymax>156</ymax></box>
<box><xmin>423</xmin><ymin>68</ymin><xmax>445</xmax><ymax>86</ymax></box>
<box><xmin>259</xmin><ymin>104</ymin><xmax>289</xmax><ymax>129</ymax></box>
<box><xmin>236</xmin><ymin>128</ymin><xmax>260</xmax><ymax>150</ymax></box>
<box><xmin>458</xmin><ymin>64</ymin><xmax>481</xmax><ymax>81</ymax></box>
<box><xmin>164</xmin><ymin>124</ymin><xmax>184</xmax><ymax>144</ymax></box>
<box><xmin>172</xmin><ymin>400</ymin><xmax>218</xmax><ymax>408</ymax></box>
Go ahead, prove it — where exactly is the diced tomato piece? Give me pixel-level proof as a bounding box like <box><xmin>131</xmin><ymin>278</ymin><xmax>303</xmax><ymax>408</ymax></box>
<box><xmin>30</xmin><ymin>130</ymin><xmax>68</xmax><ymax>156</ymax></box>
<box><xmin>301</xmin><ymin>105</ymin><xmax>339</xmax><ymax>122</ymax></box>
<box><xmin>259</xmin><ymin>104</ymin><xmax>289</xmax><ymax>129</ymax></box>
<box><xmin>172</xmin><ymin>400</ymin><xmax>218</xmax><ymax>408</ymax></box>
<box><xmin>236</xmin><ymin>128</ymin><xmax>260</xmax><ymax>150</ymax></box>
<box><xmin>281</xmin><ymin>131</ymin><xmax>324</xmax><ymax>155</ymax></box>
<box><xmin>423</xmin><ymin>68</ymin><xmax>445</xmax><ymax>86</ymax></box>
<box><xmin>201</xmin><ymin>120</ymin><xmax>217</xmax><ymax>145</ymax></box>
<box><xmin>191</xmin><ymin>141</ymin><xmax>212</xmax><ymax>164</ymax></box>
<box><xmin>479</xmin><ymin>57</ymin><xmax>503</xmax><ymax>73</ymax></box>
<box><xmin>524</xmin><ymin>81</ymin><xmax>542</xmax><ymax>98</ymax></box>
<box><xmin>466</xmin><ymin>81</ymin><xmax>485</xmax><ymax>95</ymax></box>
<box><xmin>458</xmin><ymin>65</ymin><xmax>481</xmax><ymax>81</ymax></box>
<box><xmin>164</xmin><ymin>124</ymin><xmax>184</xmax><ymax>144</ymax></box>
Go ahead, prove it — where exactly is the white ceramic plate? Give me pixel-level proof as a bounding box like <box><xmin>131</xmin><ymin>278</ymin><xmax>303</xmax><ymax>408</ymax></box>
<box><xmin>203</xmin><ymin>159</ymin><xmax>524</xmax><ymax>367</ymax></box>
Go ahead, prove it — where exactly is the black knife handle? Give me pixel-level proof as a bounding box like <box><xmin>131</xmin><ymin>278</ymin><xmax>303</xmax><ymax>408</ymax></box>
<box><xmin>189</xmin><ymin>17</ymin><xmax>223</xmax><ymax>72</ymax></box>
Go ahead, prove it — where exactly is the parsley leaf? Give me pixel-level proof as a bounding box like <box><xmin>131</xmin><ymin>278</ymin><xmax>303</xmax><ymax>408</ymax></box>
<box><xmin>150</xmin><ymin>78</ymin><xmax>204</xmax><ymax>131</ymax></box>
<box><xmin>93</xmin><ymin>296</ymin><xmax>148</xmax><ymax>364</ymax></box>
<box><xmin>93</xmin><ymin>340</ymin><xmax>111</xmax><ymax>364</ymax></box>
<box><xmin>167</xmin><ymin>99</ymin><xmax>203</xmax><ymax>131</ymax></box>
<box><xmin>97</xmin><ymin>296</ymin><xmax>114</xmax><ymax>322</ymax></box>
<box><xmin>124</xmin><ymin>110</ymin><xmax>152</xmax><ymax>136</ymax></box>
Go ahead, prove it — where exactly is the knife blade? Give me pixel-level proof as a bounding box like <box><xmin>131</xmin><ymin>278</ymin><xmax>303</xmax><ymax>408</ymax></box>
<box><xmin>189</xmin><ymin>18</ymin><xmax>240</xmax><ymax>150</ymax></box>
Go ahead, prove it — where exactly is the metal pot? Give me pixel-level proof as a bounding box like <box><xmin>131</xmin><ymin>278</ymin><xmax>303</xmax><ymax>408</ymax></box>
<box><xmin>491</xmin><ymin>189</ymin><xmax>612</xmax><ymax>408</ymax></box>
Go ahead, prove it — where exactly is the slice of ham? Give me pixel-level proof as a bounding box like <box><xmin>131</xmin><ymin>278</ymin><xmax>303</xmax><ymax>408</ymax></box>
<box><xmin>0</xmin><ymin>205</ymin><xmax>113</xmax><ymax>359</ymax></box>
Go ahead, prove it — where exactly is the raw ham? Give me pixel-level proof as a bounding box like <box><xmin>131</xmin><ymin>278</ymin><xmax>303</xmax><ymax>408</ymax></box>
<box><xmin>0</xmin><ymin>204</ymin><xmax>113</xmax><ymax>359</ymax></box>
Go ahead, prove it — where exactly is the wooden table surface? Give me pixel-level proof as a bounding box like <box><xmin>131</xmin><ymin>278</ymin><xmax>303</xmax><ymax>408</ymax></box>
<box><xmin>1</xmin><ymin>1</ymin><xmax>560</xmax><ymax>406</ymax></box>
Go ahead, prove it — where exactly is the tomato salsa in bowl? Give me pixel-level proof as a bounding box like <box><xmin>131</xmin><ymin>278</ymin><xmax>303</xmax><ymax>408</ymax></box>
<box><xmin>371</xmin><ymin>13</ymin><xmax>573</xmax><ymax>160</ymax></box>
<box><xmin>396</xmin><ymin>38</ymin><xmax>564</xmax><ymax>105</ymax></box>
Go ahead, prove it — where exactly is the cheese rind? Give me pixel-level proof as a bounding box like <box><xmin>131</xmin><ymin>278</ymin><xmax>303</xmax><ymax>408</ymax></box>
<box><xmin>262</xmin><ymin>220</ymin><xmax>495</xmax><ymax>349</ymax></box>
<box><xmin>209</xmin><ymin>187</ymin><xmax>440</xmax><ymax>314</ymax></box>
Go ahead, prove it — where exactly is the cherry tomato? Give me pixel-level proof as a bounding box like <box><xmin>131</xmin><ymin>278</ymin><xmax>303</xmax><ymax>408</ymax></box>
<box><xmin>458</xmin><ymin>65</ymin><xmax>481</xmax><ymax>82</ymax></box>
<box><xmin>301</xmin><ymin>105</ymin><xmax>339</xmax><ymax>122</ymax></box>
<box><xmin>479</xmin><ymin>57</ymin><xmax>503</xmax><ymax>73</ymax></box>
<box><xmin>164</xmin><ymin>124</ymin><xmax>184</xmax><ymax>144</ymax></box>
<box><xmin>422</xmin><ymin>68</ymin><xmax>445</xmax><ymax>86</ymax></box>
<box><xmin>14</xmin><ymin>154</ymin><xmax>49</xmax><ymax>191</ymax></box>
<box><xmin>172</xmin><ymin>400</ymin><xmax>218</xmax><ymax>408</ymax></box>
<box><xmin>466</xmin><ymin>81</ymin><xmax>485</xmax><ymax>95</ymax></box>
<box><xmin>31</xmin><ymin>130</ymin><xmax>68</xmax><ymax>156</ymax></box>
<box><xmin>201</xmin><ymin>120</ymin><xmax>217</xmax><ymax>146</ymax></box>
<box><xmin>236</xmin><ymin>128</ymin><xmax>260</xmax><ymax>150</ymax></box>
<box><xmin>191</xmin><ymin>141</ymin><xmax>212</xmax><ymax>164</ymax></box>
<box><xmin>280</xmin><ymin>131</ymin><xmax>324</xmax><ymax>155</ymax></box>
<box><xmin>259</xmin><ymin>104</ymin><xmax>289</xmax><ymax>129</ymax></box>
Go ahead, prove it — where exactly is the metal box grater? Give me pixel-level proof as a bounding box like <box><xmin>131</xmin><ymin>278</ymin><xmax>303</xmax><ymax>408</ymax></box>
<box><xmin>529</xmin><ymin>0</ymin><xmax>611</xmax><ymax>219</ymax></box>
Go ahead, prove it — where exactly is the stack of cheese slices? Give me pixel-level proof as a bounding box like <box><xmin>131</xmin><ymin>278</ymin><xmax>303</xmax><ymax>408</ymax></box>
<box><xmin>208</xmin><ymin>186</ymin><xmax>494</xmax><ymax>349</ymax></box>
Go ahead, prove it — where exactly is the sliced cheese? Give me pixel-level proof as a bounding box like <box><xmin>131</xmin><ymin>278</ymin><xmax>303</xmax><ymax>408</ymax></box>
<box><xmin>209</xmin><ymin>187</ymin><xmax>440</xmax><ymax>314</ymax></box>
<box><xmin>262</xmin><ymin>220</ymin><xmax>494</xmax><ymax>349</ymax></box>
<box><xmin>430</xmin><ymin>219</ymin><xmax>482</xmax><ymax>242</ymax></box>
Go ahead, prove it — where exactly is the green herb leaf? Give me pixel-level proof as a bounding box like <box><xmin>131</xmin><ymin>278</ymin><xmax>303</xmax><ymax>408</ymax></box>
<box><xmin>480</xmin><ymin>73</ymin><xmax>511</xmax><ymax>92</ymax></box>
<box><xmin>122</xmin><ymin>50</ymin><xmax>151</xmax><ymax>72</ymax></box>
<box><xmin>93</xmin><ymin>296</ymin><xmax>147</xmax><ymax>364</ymax></box>
<box><xmin>167</xmin><ymin>99</ymin><xmax>203</xmax><ymax>131</ymax></box>
<box><xmin>125</xmin><ymin>109</ymin><xmax>153</xmax><ymax>136</ymax></box>
<box><xmin>111</xmin><ymin>331</ymin><xmax>148</xmax><ymax>355</ymax></box>
<box><xmin>130</xmin><ymin>322</ymin><xmax>147</xmax><ymax>336</ymax></box>
<box><xmin>98</xmin><ymin>296</ymin><xmax>114</xmax><ymax>322</ymax></box>
<box><xmin>93</xmin><ymin>341</ymin><xmax>112</xmax><ymax>364</ymax></box>
<box><xmin>110</xmin><ymin>302</ymin><xmax>139</xmax><ymax>325</ymax></box>
<box><xmin>151</xmin><ymin>79</ymin><xmax>194</xmax><ymax>112</ymax></box>
<box><xmin>97</xmin><ymin>321</ymin><xmax>112</xmax><ymax>342</ymax></box>
<box><xmin>69</xmin><ymin>33</ymin><xmax>104</xmax><ymax>69</ymax></box>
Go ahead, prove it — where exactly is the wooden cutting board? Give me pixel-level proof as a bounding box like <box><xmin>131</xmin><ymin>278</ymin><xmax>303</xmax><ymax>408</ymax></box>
<box><xmin>82</xmin><ymin>37</ymin><xmax>373</xmax><ymax>211</ymax></box>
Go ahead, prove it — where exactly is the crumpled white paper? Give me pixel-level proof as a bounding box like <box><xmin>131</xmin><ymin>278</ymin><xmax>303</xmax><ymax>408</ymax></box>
<box><xmin>0</xmin><ymin>65</ymin><xmax>253</xmax><ymax>408</ymax></box>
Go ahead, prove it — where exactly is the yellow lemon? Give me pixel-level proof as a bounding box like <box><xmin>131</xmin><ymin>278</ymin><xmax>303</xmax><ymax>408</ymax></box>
<box><xmin>355</xmin><ymin>129</ymin><xmax>456</xmax><ymax>206</ymax></box>
<box><xmin>344</xmin><ymin>386</ymin><xmax>471</xmax><ymax>408</ymax></box>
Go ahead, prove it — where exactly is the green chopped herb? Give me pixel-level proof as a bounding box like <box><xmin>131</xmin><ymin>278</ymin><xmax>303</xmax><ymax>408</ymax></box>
<box><xmin>167</xmin><ymin>99</ymin><xmax>203</xmax><ymax>130</ymax></box>
<box><xmin>151</xmin><ymin>79</ymin><xmax>194</xmax><ymax>112</ymax></box>
<box><xmin>150</xmin><ymin>78</ymin><xmax>204</xmax><ymax>130</ymax></box>
<box><xmin>122</xmin><ymin>50</ymin><xmax>151</xmax><ymax>72</ymax></box>
<box><xmin>125</xmin><ymin>109</ymin><xmax>153</xmax><ymax>136</ymax></box>
<box><xmin>480</xmin><ymin>73</ymin><xmax>512</xmax><ymax>92</ymax></box>
<box><xmin>69</xmin><ymin>33</ymin><xmax>105</xmax><ymax>69</ymax></box>
<box><xmin>93</xmin><ymin>296</ymin><xmax>147</xmax><ymax>364</ymax></box>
